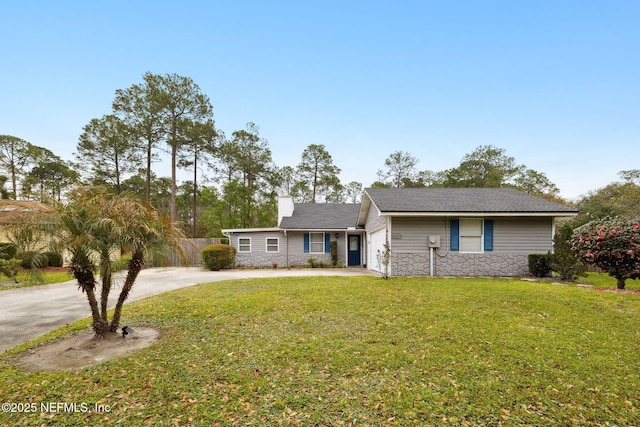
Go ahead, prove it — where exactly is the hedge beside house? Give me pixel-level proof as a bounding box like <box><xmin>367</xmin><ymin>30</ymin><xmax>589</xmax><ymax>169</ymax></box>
<box><xmin>528</xmin><ymin>253</ymin><xmax>551</xmax><ymax>277</ymax></box>
<box><xmin>201</xmin><ymin>244</ymin><xmax>237</xmax><ymax>271</ymax></box>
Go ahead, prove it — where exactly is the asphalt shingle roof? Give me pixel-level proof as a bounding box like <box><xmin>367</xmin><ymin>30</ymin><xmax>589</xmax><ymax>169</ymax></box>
<box><xmin>365</xmin><ymin>187</ymin><xmax>578</xmax><ymax>213</ymax></box>
<box><xmin>279</xmin><ymin>203</ymin><xmax>362</xmax><ymax>229</ymax></box>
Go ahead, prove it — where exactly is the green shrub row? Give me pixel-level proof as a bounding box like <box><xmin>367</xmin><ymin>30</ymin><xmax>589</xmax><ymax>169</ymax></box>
<box><xmin>0</xmin><ymin>243</ymin><xmax>64</xmax><ymax>269</ymax></box>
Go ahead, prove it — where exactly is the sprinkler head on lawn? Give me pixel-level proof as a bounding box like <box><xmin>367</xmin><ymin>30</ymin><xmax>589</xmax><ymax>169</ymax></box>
<box><xmin>121</xmin><ymin>326</ymin><xmax>134</xmax><ymax>338</ymax></box>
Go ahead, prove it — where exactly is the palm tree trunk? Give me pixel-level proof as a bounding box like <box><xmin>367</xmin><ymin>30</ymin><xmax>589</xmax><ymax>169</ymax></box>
<box><xmin>99</xmin><ymin>256</ymin><xmax>112</xmax><ymax>323</ymax></box>
<box><xmin>73</xmin><ymin>266</ymin><xmax>109</xmax><ymax>335</ymax></box>
<box><xmin>109</xmin><ymin>256</ymin><xmax>145</xmax><ymax>332</ymax></box>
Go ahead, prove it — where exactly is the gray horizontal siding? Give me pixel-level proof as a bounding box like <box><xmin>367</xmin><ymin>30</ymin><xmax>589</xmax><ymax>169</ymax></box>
<box><xmin>493</xmin><ymin>217</ymin><xmax>552</xmax><ymax>253</ymax></box>
<box><xmin>365</xmin><ymin>205</ymin><xmax>386</xmax><ymax>233</ymax></box>
<box><xmin>230</xmin><ymin>231</ymin><xmax>285</xmax><ymax>253</ymax></box>
<box><xmin>391</xmin><ymin>217</ymin><xmax>446</xmax><ymax>253</ymax></box>
<box><xmin>231</xmin><ymin>231</ymin><xmax>353</xmax><ymax>267</ymax></box>
<box><xmin>390</xmin><ymin>216</ymin><xmax>553</xmax><ymax>254</ymax></box>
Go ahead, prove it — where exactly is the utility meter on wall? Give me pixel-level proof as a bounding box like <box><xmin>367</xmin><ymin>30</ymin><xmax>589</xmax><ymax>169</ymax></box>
<box><xmin>428</xmin><ymin>235</ymin><xmax>440</xmax><ymax>248</ymax></box>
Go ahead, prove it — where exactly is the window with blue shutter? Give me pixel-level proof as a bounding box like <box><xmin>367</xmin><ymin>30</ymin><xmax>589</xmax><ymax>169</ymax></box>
<box><xmin>308</xmin><ymin>232</ymin><xmax>325</xmax><ymax>253</ymax></box>
<box><xmin>450</xmin><ymin>219</ymin><xmax>459</xmax><ymax>251</ymax></box>
<box><xmin>484</xmin><ymin>220</ymin><xmax>494</xmax><ymax>251</ymax></box>
<box><xmin>324</xmin><ymin>233</ymin><xmax>331</xmax><ymax>253</ymax></box>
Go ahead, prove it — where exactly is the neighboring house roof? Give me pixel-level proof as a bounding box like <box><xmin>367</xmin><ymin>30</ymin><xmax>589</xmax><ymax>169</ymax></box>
<box><xmin>0</xmin><ymin>200</ymin><xmax>55</xmax><ymax>223</ymax></box>
<box><xmin>279</xmin><ymin>203</ymin><xmax>362</xmax><ymax>230</ymax></box>
<box><xmin>359</xmin><ymin>188</ymin><xmax>577</xmax><ymax>223</ymax></box>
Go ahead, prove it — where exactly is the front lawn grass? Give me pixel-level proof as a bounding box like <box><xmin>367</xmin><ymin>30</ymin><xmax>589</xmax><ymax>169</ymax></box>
<box><xmin>0</xmin><ymin>270</ymin><xmax>74</xmax><ymax>290</ymax></box>
<box><xmin>2</xmin><ymin>276</ymin><xmax>639</xmax><ymax>426</ymax></box>
<box><xmin>579</xmin><ymin>272</ymin><xmax>640</xmax><ymax>291</ymax></box>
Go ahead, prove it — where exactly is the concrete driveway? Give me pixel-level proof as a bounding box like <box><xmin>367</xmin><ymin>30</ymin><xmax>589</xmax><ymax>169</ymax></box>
<box><xmin>0</xmin><ymin>267</ymin><xmax>374</xmax><ymax>353</ymax></box>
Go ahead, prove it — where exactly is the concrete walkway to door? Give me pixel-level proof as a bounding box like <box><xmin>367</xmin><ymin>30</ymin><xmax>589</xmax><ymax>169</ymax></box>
<box><xmin>0</xmin><ymin>267</ymin><xmax>375</xmax><ymax>353</ymax></box>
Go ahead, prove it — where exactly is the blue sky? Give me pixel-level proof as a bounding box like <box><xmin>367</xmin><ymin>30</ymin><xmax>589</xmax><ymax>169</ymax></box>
<box><xmin>1</xmin><ymin>1</ymin><xmax>638</xmax><ymax>200</ymax></box>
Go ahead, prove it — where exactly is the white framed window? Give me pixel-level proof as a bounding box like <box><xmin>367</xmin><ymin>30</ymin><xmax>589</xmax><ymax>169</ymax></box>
<box><xmin>238</xmin><ymin>237</ymin><xmax>251</xmax><ymax>252</ymax></box>
<box><xmin>309</xmin><ymin>232</ymin><xmax>324</xmax><ymax>253</ymax></box>
<box><xmin>460</xmin><ymin>218</ymin><xmax>483</xmax><ymax>253</ymax></box>
<box><xmin>266</xmin><ymin>238</ymin><xmax>279</xmax><ymax>253</ymax></box>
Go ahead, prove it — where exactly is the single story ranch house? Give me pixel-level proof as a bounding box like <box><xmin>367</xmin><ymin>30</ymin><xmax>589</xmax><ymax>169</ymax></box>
<box><xmin>222</xmin><ymin>187</ymin><xmax>578</xmax><ymax>276</ymax></box>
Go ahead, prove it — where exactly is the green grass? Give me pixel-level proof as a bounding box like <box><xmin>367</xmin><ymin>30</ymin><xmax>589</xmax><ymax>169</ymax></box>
<box><xmin>0</xmin><ymin>271</ymin><xmax>74</xmax><ymax>290</ymax></box>
<box><xmin>2</xmin><ymin>276</ymin><xmax>640</xmax><ymax>426</ymax></box>
<box><xmin>578</xmin><ymin>272</ymin><xmax>640</xmax><ymax>290</ymax></box>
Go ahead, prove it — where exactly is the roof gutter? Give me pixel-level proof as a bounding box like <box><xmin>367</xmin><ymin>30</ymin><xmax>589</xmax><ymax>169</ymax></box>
<box><xmin>380</xmin><ymin>212</ymin><xmax>578</xmax><ymax>217</ymax></box>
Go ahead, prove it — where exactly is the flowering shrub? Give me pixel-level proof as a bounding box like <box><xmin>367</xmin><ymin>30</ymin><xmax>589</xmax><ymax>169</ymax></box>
<box><xmin>570</xmin><ymin>217</ymin><xmax>640</xmax><ymax>289</ymax></box>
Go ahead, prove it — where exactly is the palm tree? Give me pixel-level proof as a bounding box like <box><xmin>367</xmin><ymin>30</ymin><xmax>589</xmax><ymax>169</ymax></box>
<box><xmin>106</xmin><ymin>194</ymin><xmax>187</xmax><ymax>332</ymax></box>
<box><xmin>44</xmin><ymin>187</ymin><xmax>187</xmax><ymax>336</ymax></box>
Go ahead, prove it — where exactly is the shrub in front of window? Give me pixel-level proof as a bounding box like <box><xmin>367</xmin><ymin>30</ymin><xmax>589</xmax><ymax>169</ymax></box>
<box><xmin>330</xmin><ymin>241</ymin><xmax>338</xmax><ymax>266</ymax></box>
<box><xmin>528</xmin><ymin>253</ymin><xmax>551</xmax><ymax>277</ymax></box>
<box><xmin>201</xmin><ymin>244</ymin><xmax>237</xmax><ymax>271</ymax></box>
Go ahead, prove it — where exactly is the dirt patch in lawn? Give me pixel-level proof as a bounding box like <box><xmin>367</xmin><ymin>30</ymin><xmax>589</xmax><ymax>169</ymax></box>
<box><xmin>11</xmin><ymin>327</ymin><xmax>160</xmax><ymax>372</ymax></box>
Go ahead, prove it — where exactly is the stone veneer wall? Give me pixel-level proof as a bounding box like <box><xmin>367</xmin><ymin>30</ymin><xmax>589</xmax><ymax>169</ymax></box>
<box><xmin>235</xmin><ymin>252</ymin><xmax>331</xmax><ymax>268</ymax></box>
<box><xmin>391</xmin><ymin>252</ymin><xmax>530</xmax><ymax>277</ymax></box>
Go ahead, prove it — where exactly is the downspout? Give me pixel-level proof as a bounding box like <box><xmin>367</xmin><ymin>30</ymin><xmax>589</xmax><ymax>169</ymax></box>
<box><xmin>284</xmin><ymin>230</ymin><xmax>289</xmax><ymax>268</ymax></box>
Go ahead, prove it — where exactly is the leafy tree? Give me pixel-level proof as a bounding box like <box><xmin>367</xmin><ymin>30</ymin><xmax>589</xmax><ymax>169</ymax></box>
<box><xmin>415</xmin><ymin>170</ymin><xmax>445</xmax><ymax>187</ymax></box>
<box><xmin>576</xmin><ymin>182</ymin><xmax>640</xmax><ymax>226</ymax></box>
<box><xmin>443</xmin><ymin>145</ymin><xmax>523</xmax><ymax>188</ymax></box>
<box><xmin>277</xmin><ymin>165</ymin><xmax>296</xmax><ymax>196</ymax></box>
<box><xmin>150</xmin><ymin>73</ymin><xmax>214</xmax><ymax>222</ymax></box>
<box><xmin>25</xmin><ymin>155</ymin><xmax>79</xmax><ymax>201</ymax></box>
<box><xmin>197</xmin><ymin>186</ymin><xmax>226</xmax><ymax>236</ymax></box>
<box><xmin>370</xmin><ymin>180</ymin><xmax>392</xmax><ymax>189</ymax></box>
<box><xmin>0</xmin><ymin>175</ymin><xmax>10</xmax><ymax>199</ymax></box>
<box><xmin>113</xmin><ymin>72</ymin><xmax>214</xmax><ymax>220</ymax></box>
<box><xmin>113</xmin><ymin>76</ymin><xmax>163</xmax><ymax>204</ymax></box>
<box><xmin>0</xmin><ymin>135</ymin><xmax>34</xmax><ymax>198</ymax></box>
<box><xmin>24</xmin><ymin>188</ymin><xmax>187</xmax><ymax>336</ymax></box>
<box><xmin>619</xmin><ymin>169</ymin><xmax>640</xmax><ymax>184</ymax></box>
<box><xmin>571</xmin><ymin>217</ymin><xmax>640</xmax><ymax>289</ymax></box>
<box><xmin>343</xmin><ymin>181</ymin><xmax>363</xmax><ymax>203</ymax></box>
<box><xmin>177</xmin><ymin>118</ymin><xmax>217</xmax><ymax>236</ymax></box>
<box><xmin>212</xmin><ymin>123</ymin><xmax>277</xmax><ymax>228</ymax></box>
<box><xmin>513</xmin><ymin>169</ymin><xmax>559</xmax><ymax>195</ymax></box>
<box><xmin>120</xmin><ymin>170</ymin><xmax>172</xmax><ymax>216</ymax></box>
<box><xmin>296</xmin><ymin>144</ymin><xmax>341</xmax><ymax>203</ymax></box>
<box><xmin>551</xmin><ymin>221</ymin><xmax>586</xmax><ymax>280</ymax></box>
<box><xmin>378</xmin><ymin>151</ymin><xmax>418</xmax><ymax>188</ymax></box>
<box><xmin>200</xmin><ymin>123</ymin><xmax>280</xmax><ymax>233</ymax></box>
<box><xmin>76</xmin><ymin>114</ymin><xmax>141</xmax><ymax>194</ymax></box>
<box><xmin>377</xmin><ymin>151</ymin><xmax>418</xmax><ymax>188</ymax></box>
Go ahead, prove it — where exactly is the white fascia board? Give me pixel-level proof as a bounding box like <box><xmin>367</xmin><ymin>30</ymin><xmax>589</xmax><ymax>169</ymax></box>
<box><xmin>381</xmin><ymin>212</ymin><xmax>578</xmax><ymax>217</ymax></box>
<box><xmin>222</xmin><ymin>227</ymin><xmax>282</xmax><ymax>234</ymax></box>
<box><xmin>283</xmin><ymin>228</ymin><xmax>364</xmax><ymax>232</ymax></box>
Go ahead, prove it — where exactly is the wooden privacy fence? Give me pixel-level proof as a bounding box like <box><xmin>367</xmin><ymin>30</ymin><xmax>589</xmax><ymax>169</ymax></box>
<box><xmin>162</xmin><ymin>238</ymin><xmax>222</xmax><ymax>267</ymax></box>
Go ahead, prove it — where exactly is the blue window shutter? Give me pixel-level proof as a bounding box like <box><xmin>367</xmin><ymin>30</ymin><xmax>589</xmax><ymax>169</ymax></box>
<box><xmin>324</xmin><ymin>233</ymin><xmax>331</xmax><ymax>253</ymax></box>
<box><xmin>484</xmin><ymin>219</ymin><xmax>494</xmax><ymax>251</ymax></box>
<box><xmin>304</xmin><ymin>233</ymin><xmax>310</xmax><ymax>253</ymax></box>
<box><xmin>450</xmin><ymin>219</ymin><xmax>459</xmax><ymax>251</ymax></box>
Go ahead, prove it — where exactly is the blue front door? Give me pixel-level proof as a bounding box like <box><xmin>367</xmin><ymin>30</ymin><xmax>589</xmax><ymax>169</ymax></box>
<box><xmin>348</xmin><ymin>235</ymin><xmax>361</xmax><ymax>266</ymax></box>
